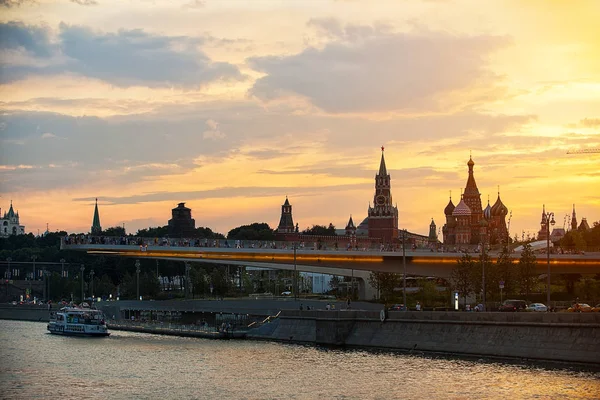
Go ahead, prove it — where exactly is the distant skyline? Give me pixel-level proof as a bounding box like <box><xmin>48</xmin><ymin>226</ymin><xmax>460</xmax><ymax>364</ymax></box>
<box><xmin>1</xmin><ymin>0</ymin><xmax>599</xmax><ymax>238</ymax></box>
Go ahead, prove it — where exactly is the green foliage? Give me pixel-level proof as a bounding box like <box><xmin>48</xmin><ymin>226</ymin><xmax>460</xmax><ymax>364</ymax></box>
<box><xmin>368</xmin><ymin>272</ymin><xmax>400</xmax><ymax>302</ymax></box>
<box><xmin>559</xmin><ymin>220</ymin><xmax>600</xmax><ymax>251</ymax></box>
<box><xmin>227</xmin><ymin>223</ymin><xmax>274</xmax><ymax>240</ymax></box>
<box><xmin>496</xmin><ymin>242</ymin><xmax>517</xmax><ymax>297</ymax></box>
<box><xmin>301</xmin><ymin>224</ymin><xmax>337</xmax><ymax>236</ymax></box>
<box><xmin>518</xmin><ymin>243</ymin><xmax>537</xmax><ymax>300</ymax></box>
<box><xmin>451</xmin><ymin>252</ymin><xmax>475</xmax><ymax>306</ymax></box>
<box><xmin>136</xmin><ymin>226</ymin><xmax>169</xmax><ymax>238</ymax></box>
<box><xmin>135</xmin><ymin>225</ymin><xmax>225</xmax><ymax>239</ymax></box>
<box><xmin>103</xmin><ymin>226</ymin><xmax>126</xmax><ymax>237</ymax></box>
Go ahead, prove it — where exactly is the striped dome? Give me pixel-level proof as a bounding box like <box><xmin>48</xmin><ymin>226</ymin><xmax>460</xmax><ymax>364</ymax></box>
<box><xmin>491</xmin><ymin>195</ymin><xmax>508</xmax><ymax>217</ymax></box>
<box><xmin>483</xmin><ymin>201</ymin><xmax>492</xmax><ymax>220</ymax></box>
<box><xmin>452</xmin><ymin>198</ymin><xmax>472</xmax><ymax>216</ymax></box>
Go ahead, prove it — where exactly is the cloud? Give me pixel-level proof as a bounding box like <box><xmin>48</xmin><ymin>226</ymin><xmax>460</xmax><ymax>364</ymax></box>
<box><xmin>0</xmin><ymin>21</ymin><xmax>53</xmax><ymax>58</ymax></box>
<box><xmin>41</xmin><ymin>132</ymin><xmax>56</xmax><ymax>139</ymax></box>
<box><xmin>580</xmin><ymin>118</ymin><xmax>600</xmax><ymax>128</ymax></box>
<box><xmin>183</xmin><ymin>0</ymin><xmax>204</xmax><ymax>9</ymax></box>
<box><xmin>72</xmin><ymin>183</ymin><xmax>370</xmax><ymax>205</ymax></box>
<box><xmin>202</xmin><ymin>119</ymin><xmax>225</xmax><ymax>140</ymax></box>
<box><xmin>0</xmin><ymin>22</ymin><xmax>244</xmax><ymax>87</ymax></box>
<box><xmin>70</xmin><ymin>0</ymin><xmax>97</xmax><ymax>5</ymax></box>
<box><xmin>248</xmin><ymin>21</ymin><xmax>510</xmax><ymax>113</ymax></box>
<box><xmin>0</xmin><ymin>0</ymin><xmax>35</xmax><ymax>7</ymax></box>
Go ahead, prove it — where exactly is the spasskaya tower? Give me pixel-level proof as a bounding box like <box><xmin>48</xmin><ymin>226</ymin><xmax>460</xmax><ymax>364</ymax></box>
<box><xmin>367</xmin><ymin>147</ymin><xmax>399</xmax><ymax>242</ymax></box>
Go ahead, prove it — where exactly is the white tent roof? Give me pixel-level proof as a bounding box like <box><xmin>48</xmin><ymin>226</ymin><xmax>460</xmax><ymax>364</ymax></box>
<box><xmin>514</xmin><ymin>240</ymin><xmax>551</xmax><ymax>252</ymax></box>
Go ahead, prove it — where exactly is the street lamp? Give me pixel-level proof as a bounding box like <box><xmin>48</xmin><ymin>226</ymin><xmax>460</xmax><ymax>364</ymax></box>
<box><xmin>135</xmin><ymin>260</ymin><xmax>141</xmax><ymax>301</ymax></box>
<box><xmin>90</xmin><ymin>269</ymin><xmax>95</xmax><ymax>301</ymax></box>
<box><xmin>60</xmin><ymin>258</ymin><xmax>65</xmax><ymax>278</ymax></box>
<box><xmin>545</xmin><ymin>211</ymin><xmax>556</xmax><ymax>307</ymax></box>
<box><xmin>80</xmin><ymin>264</ymin><xmax>85</xmax><ymax>302</ymax></box>
<box><xmin>402</xmin><ymin>229</ymin><xmax>407</xmax><ymax>308</ymax></box>
<box><xmin>481</xmin><ymin>240</ymin><xmax>486</xmax><ymax>311</ymax></box>
<box><xmin>184</xmin><ymin>261</ymin><xmax>191</xmax><ymax>300</ymax></box>
<box><xmin>31</xmin><ymin>255</ymin><xmax>37</xmax><ymax>280</ymax></box>
<box><xmin>293</xmin><ymin>242</ymin><xmax>298</xmax><ymax>301</ymax></box>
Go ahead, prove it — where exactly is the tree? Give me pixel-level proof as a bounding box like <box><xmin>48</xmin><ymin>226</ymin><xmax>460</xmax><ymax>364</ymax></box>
<box><xmin>136</xmin><ymin>225</ymin><xmax>170</xmax><ymax>238</ymax></box>
<box><xmin>451</xmin><ymin>252</ymin><xmax>475</xmax><ymax>307</ymax></box>
<box><xmin>478</xmin><ymin>251</ymin><xmax>500</xmax><ymax>303</ymax></box>
<box><xmin>194</xmin><ymin>227</ymin><xmax>225</xmax><ymax>239</ymax></box>
<box><xmin>496</xmin><ymin>242</ymin><xmax>516</xmax><ymax>298</ymax></box>
<box><xmin>227</xmin><ymin>223</ymin><xmax>275</xmax><ymax>241</ymax></box>
<box><xmin>103</xmin><ymin>226</ymin><xmax>126</xmax><ymax>237</ymax></box>
<box><xmin>368</xmin><ymin>271</ymin><xmax>400</xmax><ymax>302</ymax></box>
<box><xmin>518</xmin><ymin>243</ymin><xmax>537</xmax><ymax>300</ymax></box>
<box><xmin>301</xmin><ymin>224</ymin><xmax>336</xmax><ymax>236</ymax></box>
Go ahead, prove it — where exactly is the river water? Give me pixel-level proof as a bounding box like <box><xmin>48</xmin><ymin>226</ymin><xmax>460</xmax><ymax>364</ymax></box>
<box><xmin>1</xmin><ymin>320</ymin><xmax>598</xmax><ymax>400</ymax></box>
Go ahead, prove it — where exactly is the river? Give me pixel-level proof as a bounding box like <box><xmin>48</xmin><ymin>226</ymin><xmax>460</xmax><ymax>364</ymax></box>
<box><xmin>1</xmin><ymin>320</ymin><xmax>598</xmax><ymax>399</ymax></box>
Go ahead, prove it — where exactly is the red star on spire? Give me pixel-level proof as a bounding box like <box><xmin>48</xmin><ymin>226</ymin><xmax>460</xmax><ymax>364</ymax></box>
<box><xmin>381</xmin><ymin>146</ymin><xmax>384</xmax><ymax>152</ymax></box>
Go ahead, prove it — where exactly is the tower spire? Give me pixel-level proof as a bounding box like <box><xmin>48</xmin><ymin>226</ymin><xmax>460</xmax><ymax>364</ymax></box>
<box><xmin>91</xmin><ymin>198</ymin><xmax>102</xmax><ymax>235</ymax></box>
<box><xmin>378</xmin><ymin>146</ymin><xmax>387</xmax><ymax>176</ymax></box>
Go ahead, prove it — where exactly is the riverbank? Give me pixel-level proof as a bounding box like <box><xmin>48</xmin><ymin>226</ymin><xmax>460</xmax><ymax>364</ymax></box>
<box><xmin>248</xmin><ymin>310</ymin><xmax>600</xmax><ymax>366</ymax></box>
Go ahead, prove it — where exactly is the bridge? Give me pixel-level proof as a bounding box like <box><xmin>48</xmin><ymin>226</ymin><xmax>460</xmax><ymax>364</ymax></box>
<box><xmin>62</xmin><ymin>237</ymin><xmax>600</xmax><ymax>299</ymax></box>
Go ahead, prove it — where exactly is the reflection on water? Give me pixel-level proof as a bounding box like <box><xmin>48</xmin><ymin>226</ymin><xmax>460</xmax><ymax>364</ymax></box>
<box><xmin>1</xmin><ymin>320</ymin><xmax>598</xmax><ymax>400</ymax></box>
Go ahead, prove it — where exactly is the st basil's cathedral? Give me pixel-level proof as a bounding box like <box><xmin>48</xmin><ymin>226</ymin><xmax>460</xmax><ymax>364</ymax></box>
<box><xmin>442</xmin><ymin>157</ymin><xmax>509</xmax><ymax>246</ymax></box>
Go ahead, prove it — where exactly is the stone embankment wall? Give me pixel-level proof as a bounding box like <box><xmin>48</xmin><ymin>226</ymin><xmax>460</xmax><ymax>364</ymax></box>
<box><xmin>248</xmin><ymin>311</ymin><xmax>600</xmax><ymax>365</ymax></box>
<box><xmin>0</xmin><ymin>305</ymin><xmax>50</xmax><ymax>322</ymax></box>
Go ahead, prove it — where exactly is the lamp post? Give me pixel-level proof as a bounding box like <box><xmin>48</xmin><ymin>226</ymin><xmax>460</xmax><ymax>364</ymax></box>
<box><xmin>80</xmin><ymin>264</ymin><xmax>85</xmax><ymax>302</ymax></box>
<box><xmin>135</xmin><ymin>260</ymin><xmax>141</xmax><ymax>301</ymax></box>
<box><xmin>60</xmin><ymin>258</ymin><xmax>65</xmax><ymax>278</ymax></box>
<box><xmin>31</xmin><ymin>255</ymin><xmax>37</xmax><ymax>280</ymax></box>
<box><xmin>184</xmin><ymin>261</ymin><xmax>191</xmax><ymax>300</ymax></box>
<box><xmin>42</xmin><ymin>268</ymin><xmax>47</xmax><ymax>301</ymax></box>
<box><xmin>481</xmin><ymin>240</ymin><xmax>486</xmax><ymax>311</ymax></box>
<box><xmin>6</xmin><ymin>257</ymin><xmax>12</xmax><ymax>297</ymax></box>
<box><xmin>545</xmin><ymin>211</ymin><xmax>555</xmax><ymax>307</ymax></box>
<box><xmin>402</xmin><ymin>229</ymin><xmax>407</xmax><ymax>308</ymax></box>
<box><xmin>46</xmin><ymin>270</ymin><xmax>50</xmax><ymax>302</ymax></box>
<box><xmin>293</xmin><ymin>242</ymin><xmax>298</xmax><ymax>301</ymax></box>
<box><xmin>90</xmin><ymin>269</ymin><xmax>95</xmax><ymax>301</ymax></box>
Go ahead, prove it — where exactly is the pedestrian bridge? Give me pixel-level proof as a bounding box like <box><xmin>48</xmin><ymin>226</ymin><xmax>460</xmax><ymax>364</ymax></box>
<box><xmin>62</xmin><ymin>239</ymin><xmax>600</xmax><ymax>277</ymax></box>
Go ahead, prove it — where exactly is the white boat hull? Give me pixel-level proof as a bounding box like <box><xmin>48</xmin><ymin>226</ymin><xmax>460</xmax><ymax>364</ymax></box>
<box><xmin>47</xmin><ymin>322</ymin><xmax>110</xmax><ymax>337</ymax></box>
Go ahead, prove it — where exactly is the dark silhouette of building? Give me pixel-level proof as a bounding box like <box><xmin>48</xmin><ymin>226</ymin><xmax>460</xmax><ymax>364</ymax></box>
<box><xmin>277</xmin><ymin>197</ymin><xmax>296</xmax><ymax>234</ymax></box>
<box><xmin>367</xmin><ymin>147</ymin><xmax>398</xmax><ymax>243</ymax></box>
<box><xmin>443</xmin><ymin>157</ymin><xmax>508</xmax><ymax>246</ymax></box>
<box><xmin>168</xmin><ymin>202</ymin><xmax>196</xmax><ymax>238</ymax></box>
<box><xmin>91</xmin><ymin>198</ymin><xmax>102</xmax><ymax>235</ymax></box>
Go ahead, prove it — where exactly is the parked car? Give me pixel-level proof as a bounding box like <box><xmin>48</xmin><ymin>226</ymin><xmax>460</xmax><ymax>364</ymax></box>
<box><xmin>591</xmin><ymin>304</ymin><xmax>600</xmax><ymax>312</ymax></box>
<box><xmin>567</xmin><ymin>303</ymin><xmax>592</xmax><ymax>312</ymax></box>
<box><xmin>388</xmin><ymin>304</ymin><xmax>407</xmax><ymax>311</ymax></box>
<box><xmin>280</xmin><ymin>291</ymin><xmax>292</xmax><ymax>296</ymax></box>
<box><xmin>525</xmin><ymin>303</ymin><xmax>548</xmax><ymax>312</ymax></box>
<box><xmin>499</xmin><ymin>299</ymin><xmax>527</xmax><ymax>312</ymax></box>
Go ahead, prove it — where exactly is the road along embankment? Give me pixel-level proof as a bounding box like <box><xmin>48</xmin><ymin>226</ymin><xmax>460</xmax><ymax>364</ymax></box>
<box><xmin>248</xmin><ymin>310</ymin><xmax>600</xmax><ymax>365</ymax></box>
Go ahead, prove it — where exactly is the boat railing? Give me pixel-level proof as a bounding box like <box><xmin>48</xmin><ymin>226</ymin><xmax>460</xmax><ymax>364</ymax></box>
<box><xmin>108</xmin><ymin>319</ymin><xmax>221</xmax><ymax>334</ymax></box>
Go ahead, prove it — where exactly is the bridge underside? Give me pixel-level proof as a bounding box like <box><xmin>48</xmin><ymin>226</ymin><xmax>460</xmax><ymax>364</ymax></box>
<box><xmin>66</xmin><ymin>244</ymin><xmax>600</xmax><ymax>277</ymax></box>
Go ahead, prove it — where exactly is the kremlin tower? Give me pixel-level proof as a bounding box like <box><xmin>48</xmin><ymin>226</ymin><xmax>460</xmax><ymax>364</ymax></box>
<box><xmin>367</xmin><ymin>147</ymin><xmax>399</xmax><ymax>243</ymax></box>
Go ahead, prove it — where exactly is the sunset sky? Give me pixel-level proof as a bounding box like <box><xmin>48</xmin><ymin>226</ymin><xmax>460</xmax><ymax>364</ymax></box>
<box><xmin>1</xmin><ymin>0</ymin><xmax>599</xmax><ymax>239</ymax></box>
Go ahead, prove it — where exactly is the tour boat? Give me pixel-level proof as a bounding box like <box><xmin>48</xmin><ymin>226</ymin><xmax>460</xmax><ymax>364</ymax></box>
<box><xmin>47</xmin><ymin>305</ymin><xmax>110</xmax><ymax>337</ymax></box>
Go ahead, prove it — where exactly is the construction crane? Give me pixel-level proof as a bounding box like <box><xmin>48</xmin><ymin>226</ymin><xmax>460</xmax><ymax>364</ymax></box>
<box><xmin>566</xmin><ymin>148</ymin><xmax>600</xmax><ymax>154</ymax></box>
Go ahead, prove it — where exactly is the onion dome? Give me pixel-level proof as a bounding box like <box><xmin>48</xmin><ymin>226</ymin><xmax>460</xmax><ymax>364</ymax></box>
<box><xmin>452</xmin><ymin>196</ymin><xmax>472</xmax><ymax>216</ymax></box>
<box><xmin>444</xmin><ymin>198</ymin><xmax>455</xmax><ymax>216</ymax></box>
<box><xmin>491</xmin><ymin>194</ymin><xmax>508</xmax><ymax>217</ymax></box>
<box><xmin>483</xmin><ymin>200</ymin><xmax>492</xmax><ymax>220</ymax></box>
<box><xmin>467</xmin><ymin>156</ymin><xmax>474</xmax><ymax>168</ymax></box>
